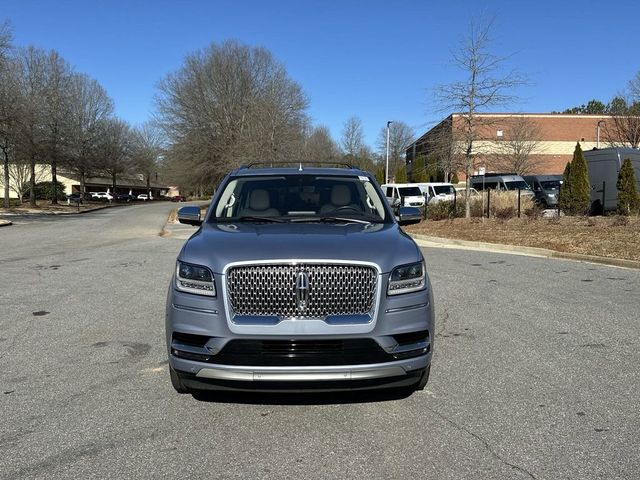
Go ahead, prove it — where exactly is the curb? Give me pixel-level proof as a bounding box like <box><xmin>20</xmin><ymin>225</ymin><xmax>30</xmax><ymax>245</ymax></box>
<box><xmin>0</xmin><ymin>203</ymin><xmax>128</xmax><ymax>217</ymax></box>
<box><xmin>0</xmin><ymin>219</ymin><xmax>12</xmax><ymax>227</ymax></box>
<box><xmin>410</xmin><ymin>233</ymin><xmax>640</xmax><ymax>270</ymax></box>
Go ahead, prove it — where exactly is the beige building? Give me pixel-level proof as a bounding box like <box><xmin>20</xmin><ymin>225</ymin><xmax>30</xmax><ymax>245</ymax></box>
<box><xmin>1</xmin><ymin>164</ymin><xmax>174</xmax><ymax>200</ymax></box>
<box><xmin>406</xmin><ymin>113</ymin><xmax>624</xmax><ymax>180</ymax></box>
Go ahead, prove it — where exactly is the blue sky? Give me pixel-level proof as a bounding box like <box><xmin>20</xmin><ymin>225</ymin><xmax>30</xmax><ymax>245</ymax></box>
<box><xmin>3</xmin><ymin>0</ymin><xmax>638</xmax><ymax>149</ymax></box>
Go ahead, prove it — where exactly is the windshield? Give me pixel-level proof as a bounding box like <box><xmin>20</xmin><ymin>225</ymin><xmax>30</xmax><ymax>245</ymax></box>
<box><xmin>211</xmin><ymin>174</ymin><xmax>389</xmax><ymax>223</ymax></box>
<box><xmin>504</xmin><ymin>181</ymin><xmax>531</xmax><ymax>191</ymax></box>
<box><xmin>398</xmin><ymin>187</ymin><xmax>422</xmax><ymax>197</ymax></box>
<box><xmin>540</xmin><ymin>180</ymin><xmax>561</xmax><ymax>190</ymax></box>
<box><xmin>433</xmin><ymin>185</ymin><xmax>455</xmax><ymax>195</ymax></box>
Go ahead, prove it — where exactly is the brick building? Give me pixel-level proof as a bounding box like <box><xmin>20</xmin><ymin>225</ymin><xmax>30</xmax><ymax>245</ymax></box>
<box><xmin>406</xmin><ymin>113</ymin><xmax>620</xmax><ymax>180</ymax></box>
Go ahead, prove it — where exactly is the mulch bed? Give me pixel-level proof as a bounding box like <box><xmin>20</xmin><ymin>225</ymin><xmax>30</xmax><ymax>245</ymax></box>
<box><xmin>405</xmin><ymin>215</ymin><xmax>640</xmax><ymax>262</ymax></box>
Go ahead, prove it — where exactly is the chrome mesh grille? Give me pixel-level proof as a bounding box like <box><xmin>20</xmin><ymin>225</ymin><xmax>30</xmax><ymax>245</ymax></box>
<box><xmin>226</xmin><ymin>264</ymin><xmax>377</xmax><ymax>318</ymax></box>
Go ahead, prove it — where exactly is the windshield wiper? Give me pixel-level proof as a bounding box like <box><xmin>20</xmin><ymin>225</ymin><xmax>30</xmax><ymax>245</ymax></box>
<box><xmin>290</xmin><ymin>216</ymin><xmax>372</xmax><ymax>225</ymax></box>
<box><xmin>219</xmin><ymin>216</ymin><xmax>286</xmax><ymax>223</ymax></box>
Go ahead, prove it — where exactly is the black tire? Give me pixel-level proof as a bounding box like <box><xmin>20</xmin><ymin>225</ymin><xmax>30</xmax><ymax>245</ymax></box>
<box><xmin>414</xmin><ymin>365</ymin><xmax>431</xmax><ymax>391</ymax></box>
<box><xmin>170</xmin><ymin>366</ymin><xmax>190</xmax><ymax>394</ymax></box>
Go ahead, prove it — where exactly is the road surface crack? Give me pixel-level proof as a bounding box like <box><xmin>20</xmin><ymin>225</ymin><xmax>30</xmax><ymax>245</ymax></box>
<box><xmin>425</xmin><ymin>406</ymin><xmax>538</xmax><ymax>479</ymax></box>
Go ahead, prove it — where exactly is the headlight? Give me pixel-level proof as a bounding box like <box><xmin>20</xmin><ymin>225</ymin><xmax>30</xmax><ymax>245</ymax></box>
<box><xmin>388</xmin><ymin>261</ymin><xmax>426</xmax><ymax>295</ymax></box>
<box><xmin>175</xmin><ymin>261</ymin><xmax>216</xmax><ymax>296</ymax></box>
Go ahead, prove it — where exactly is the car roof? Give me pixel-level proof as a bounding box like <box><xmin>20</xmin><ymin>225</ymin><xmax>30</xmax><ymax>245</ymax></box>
<box><xmin>381</xmin><ymin>183</ymin><xmax>422</xmax><ymax>187</ymax></box>
<box><xmin>231</xmin><ymin>166</ymin><xmax>370</xmax><ymax>178</ymax></box>
<box><xmin>522</xmin><ymin>175</ymin><xmax>563</xmax><ymax>181</ymax></box>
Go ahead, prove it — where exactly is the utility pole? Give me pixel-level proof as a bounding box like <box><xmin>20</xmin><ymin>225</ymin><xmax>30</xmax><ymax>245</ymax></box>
<box><xmin>385</xmin><ymin>121</ymin><xmax>393</xmax><ymax>184</ymax></box>
<box><xmin>596</xmin><ymin>120</ymin><xmax>605</xmax><ymax>149</ymax></box>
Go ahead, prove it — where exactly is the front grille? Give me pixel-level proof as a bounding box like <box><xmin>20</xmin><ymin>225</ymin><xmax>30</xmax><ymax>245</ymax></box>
<box><xmin>212</xmin><ymin>339</ymin><xmax>393</xmax><ymax>366</ymax></box>
<box><xmin>226</xmin><ymin>263</ymin><xmax>377</xmax><ymax>318</ymax></box>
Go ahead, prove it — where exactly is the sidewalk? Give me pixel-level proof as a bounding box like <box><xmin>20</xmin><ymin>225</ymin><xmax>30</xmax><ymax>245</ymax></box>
<box><xmin>410</xmin><ymin>233</ymin><xmax>640</xmax><ymax>270</ymax></box>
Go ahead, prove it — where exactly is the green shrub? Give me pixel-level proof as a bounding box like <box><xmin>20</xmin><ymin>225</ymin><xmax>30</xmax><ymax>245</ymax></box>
<box><xmin>616</xmin><ymin>157</ymin><xmax>640</xmax><ymax>215</ymax></box>
<box><xmin>559</xmin><ymin>143</ymin><xmax>591</xmax><ymax>215</ymax></box>
<box><xmin>22</xmin><ymin>181</ymin><xmax>66</xmax><ymax>201</ymax></box>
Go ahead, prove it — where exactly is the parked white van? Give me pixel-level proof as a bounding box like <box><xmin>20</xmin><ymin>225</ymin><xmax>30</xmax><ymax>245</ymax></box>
<box><xmin>417</xmin><ymin>182</ymin><xmax>456</xmax><ymax>204</ymax></box>
<box><xmin>381</xmin><ymin>183</ymin><xmax>426</xmax><ymax>208</ymax></box>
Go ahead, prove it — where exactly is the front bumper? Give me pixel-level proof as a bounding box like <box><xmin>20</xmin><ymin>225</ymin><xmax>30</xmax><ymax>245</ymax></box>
<box><xmin>172</xmin><ymin>354</ymin><xmax>430</xmax><ymax>392</ymax></box>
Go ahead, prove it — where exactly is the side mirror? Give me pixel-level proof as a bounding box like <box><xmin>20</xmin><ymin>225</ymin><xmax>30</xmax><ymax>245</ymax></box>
<box><xmin>177</xmin><ymin>206</ymin><xmax>202</xmax><ymax>226</ymax></box>
<box><xmin>391</xmin><ymin>197</ymin><xmax>401</xmax><ymax>207</ymax></box>
<box><xmin>398</xmin><ymin>206</ymin><xmax>422</xmax><ymax>225</ymax></box>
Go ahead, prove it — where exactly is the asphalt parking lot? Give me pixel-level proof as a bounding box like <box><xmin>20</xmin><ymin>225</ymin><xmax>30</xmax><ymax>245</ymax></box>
<box><xmin>1</xmin><ymin>203</ymin><xmax>639</xmax><ymax>479</ymax></box>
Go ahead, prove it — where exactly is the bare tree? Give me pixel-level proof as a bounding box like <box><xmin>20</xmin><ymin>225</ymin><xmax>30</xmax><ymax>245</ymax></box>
<box><xmin>434</xmin><ymin>17</ymin><xmax>526</xmax><ymax>216</ymax></box>
<box><xmin>156</xmin><ymin>40</ymin><xmax>308</xmax><ymax>191</ymax></box>
<box><xmin>629</xmin><ymin>71</ymin><xmax>640</xmax><ymax>100</ymax></box>
<box><xmin>340</xmin><ymin>116</ymin><xmax>364</xmax><ymax>157</ymax></box>
<box><xmin>8</xmin><ymin>161</ymin><xmax>47</xmax><ymax>201</ymax></box>
<box><xmin>40</xmin><ymin>50</ymin><xmax>73</xmax><ymax>204</ymax></box>
<box><xmin>0</xmin><ymin>23</ymin><xmax>17</xmax><ymax>207</ymax></box>
<box><xmin>376</xmin><ymin>121</ymin><xmax>414</xmax><ymax>180</ymax></box>
<box><xmin>491</xmin><ymin>115</ymin><xmax>544</xmax><ymax>174</ymax></box>
<box><xmin>96</xmin><ymin>118</ymin><xmax>133</xmax><ymax>196</ymax></box>
<box><xmin>16</xmin><ymin>46</ymin><xmax>47</xmax><ymax>206</ymax></box>
<box><xmin>603</xmin><ymin>94</ymin><xmax>640</xmax><ymax>149</ymax></box>
<box><xmin>302</xmin><ymin>125</ymin><xmax>338</xmax><ymax>164</ymax></box>
<box><xmin>66</xmin><ymin>73</ymin><xmax>114</xmax><ymax>196</ymax></box>
<box><xmin>132</xmin><ymin>121</ymin><xmax>164</xmax><ymax>197</ymax></box>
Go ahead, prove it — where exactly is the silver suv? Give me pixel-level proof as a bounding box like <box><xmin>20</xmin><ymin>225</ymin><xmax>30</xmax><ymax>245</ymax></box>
<box><xmin>166</xmin><ymin>164</ymin><xmax>434</xmax><ymax>394</ymax></box>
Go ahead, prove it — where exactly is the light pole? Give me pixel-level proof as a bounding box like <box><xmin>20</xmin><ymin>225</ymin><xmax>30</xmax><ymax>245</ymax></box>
<box><xmin>385</xmin><ymin>121</ymin><xmax>393</xmax><ymax>184</ymax></box>
<box><xmin>596</xmin><ymin>120</ymin><xmax>605</xmax><ymax>149</ymax></box>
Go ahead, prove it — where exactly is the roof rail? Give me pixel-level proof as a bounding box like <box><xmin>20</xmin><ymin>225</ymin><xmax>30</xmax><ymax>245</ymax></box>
<box><xmin>241</xmin><ymin>161</ymin><xmax>356</xmax><ymax>169</ymax></box>
<box><xmin>470</xmin><ymin>172</ymin><xmax>518</xmax><ymax>178</ymax></box>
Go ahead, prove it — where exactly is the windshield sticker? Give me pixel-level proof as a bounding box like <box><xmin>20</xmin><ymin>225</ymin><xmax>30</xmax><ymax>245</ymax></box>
<box><xmin>358</xmin><ymin>176</ymin><xmax>369</xmax><ymax>182</ymax></box>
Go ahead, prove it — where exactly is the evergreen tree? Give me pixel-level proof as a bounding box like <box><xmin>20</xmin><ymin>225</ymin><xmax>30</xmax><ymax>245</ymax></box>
<box><xmin>569</xmin><ymin>142</ymin><xmax>591</xmax><ymax>215</ymax></box>
<box><xmin>412</xmin><ymin>156</ymin><xmax>428</xmax><ymax>182</ymax></box>
<box><xmin>616</xmin><ymin>158</ymin><xmax>640</xmax><ymax>215</ymax></box>
<box><xmin>374</xmin><ymin>165</ymin><xmax>385</xmax><ymax>185</ymax></box>
<box><xmin>558</xmin><ymin>161</ymin><xmax>572</xmax><ymax>213</ymax></box>
<box><xmin>394</xmin><ymin>164</ymin><xmax>407</xmax><ymax>183</ymax></box>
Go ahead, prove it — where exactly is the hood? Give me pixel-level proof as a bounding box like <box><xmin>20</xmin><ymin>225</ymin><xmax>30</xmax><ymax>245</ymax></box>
<box><xmin>179</xmin><ymin>222</ymin><xmax>421</xmax><ymax>274</ymax></box>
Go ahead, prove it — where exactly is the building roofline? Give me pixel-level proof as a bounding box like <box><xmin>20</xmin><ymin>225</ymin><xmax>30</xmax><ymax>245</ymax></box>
<box><xmin>450</xmin><ymin>112</ymin><xmax>612</xmax><ymax>119</ymax></box>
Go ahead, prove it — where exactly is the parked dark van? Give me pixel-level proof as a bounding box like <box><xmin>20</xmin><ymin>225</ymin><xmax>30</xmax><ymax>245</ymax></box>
<box><xmin>522</xmin><ymin>175</ymin><xmax>563</xmax><ymax>208</ymax></box>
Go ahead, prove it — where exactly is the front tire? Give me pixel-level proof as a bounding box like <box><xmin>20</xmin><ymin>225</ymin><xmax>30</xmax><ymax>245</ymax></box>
<box><xmin>170</xmin><ymin>366</ymin><xmax>190</xmax><ymax>394</ymax></box>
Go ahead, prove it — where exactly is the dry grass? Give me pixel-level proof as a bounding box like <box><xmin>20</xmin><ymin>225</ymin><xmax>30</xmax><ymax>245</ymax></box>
<box><xmin>405</xmin><ymin>215</ymin><xmax>640</xmax><ymax>262</ymax></box>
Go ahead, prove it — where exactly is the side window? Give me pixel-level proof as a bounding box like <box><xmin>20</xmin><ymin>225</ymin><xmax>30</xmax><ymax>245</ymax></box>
<box><xmin>394</xmin><ymin>188</ymin><xmax>399</xmax><ymax>199</ymax></box>
<box><xmin>385</xmin><ymin>187</ymin><xmax>393</xmax><ymax>197</ymax></box>
<box><xmin>485</xmin><ymin>182</ymin><xmax>498</xmax><ymax>190</ymax></box>
<box><xmin>429</xmin><ymin>187</ymin><xmax>436</xmax><ymax>197</ymax></box>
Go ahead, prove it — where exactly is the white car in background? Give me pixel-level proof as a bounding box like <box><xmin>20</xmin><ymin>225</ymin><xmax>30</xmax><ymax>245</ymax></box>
<box><xmin>417</xmin><ymin>183</ymin><xmax>456</xmax><ymax>204</ymax></box>
<box><xmin>91</xmin><ymin>192</ymin><xmax>113</xmax><ymax>201</ymax></box>
<box><xmin>137</xmin><ymin>193</ymin><xmax>152</xmax><ymax>201</ymax></box>
<box><xmin>381</xmin><ymin>183</ymin><xmax>426</xmax><ymax>208</ymax></box>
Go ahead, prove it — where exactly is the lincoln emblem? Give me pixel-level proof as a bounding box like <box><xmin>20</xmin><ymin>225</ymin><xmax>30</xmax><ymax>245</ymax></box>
<box><xmin>295</xmin><ymin>271</ymin><xmax>310</xmax><ymax>311</ymax></box>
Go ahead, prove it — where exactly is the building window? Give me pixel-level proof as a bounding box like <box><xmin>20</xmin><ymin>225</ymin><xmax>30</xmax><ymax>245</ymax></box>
<box><xmin>496</xmin><ymin>130</ymin><xmax>503</xmax><ymax>137</ymax></box>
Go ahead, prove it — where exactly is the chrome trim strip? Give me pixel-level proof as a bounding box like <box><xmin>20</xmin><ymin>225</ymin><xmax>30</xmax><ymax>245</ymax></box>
<box><xmin>385</xmin><ymin>302</ymin><xmax>428</xmax><ymax>314</ymax></box>
<box><xmin>196</xmin><ymin>366</ymin><xmax>409</xmax><ymax>382</ymax></box>
<box><xmin>172</xmin><ymin>304</ymin><xmax>218</xmax><ymax>315</ymax></box>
